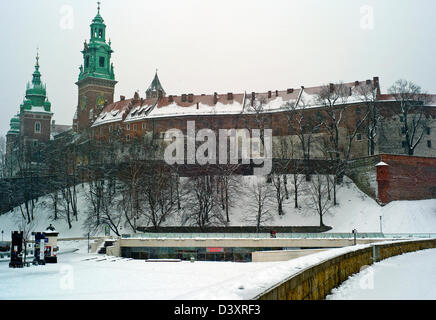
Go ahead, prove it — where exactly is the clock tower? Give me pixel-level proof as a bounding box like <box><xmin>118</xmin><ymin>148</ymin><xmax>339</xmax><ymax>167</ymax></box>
<box><xmin>75</xmin><ymin>2</ymin><xmax>117</xmax><ymax>132</ymax></box>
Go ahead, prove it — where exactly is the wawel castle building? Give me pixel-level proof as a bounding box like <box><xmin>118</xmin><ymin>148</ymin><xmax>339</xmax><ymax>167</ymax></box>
<box><xmin>6</xmin><ymin>5</ymin><xmax>436</xmax><ymax>176</ymax></box>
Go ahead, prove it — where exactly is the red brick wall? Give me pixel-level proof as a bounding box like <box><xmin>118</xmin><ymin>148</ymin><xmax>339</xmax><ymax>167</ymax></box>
<box><xmin>377</xmin><ymin>154</ymin><xmax>436</xmax><ymax>203</ymax></box>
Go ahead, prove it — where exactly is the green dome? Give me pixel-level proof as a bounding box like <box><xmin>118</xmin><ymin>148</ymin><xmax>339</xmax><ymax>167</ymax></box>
<box><xmin>44</xmin><ymin>99</ymin><xmax>51</xmax><ymax>111</ymax></box>
<box><xmin>7</xmin><ymin>114</ymin><xmax>20</xmax><ymax>135</ymax></box>
<box><xmin>92</xmin><ymin>13</ymin><xmax>104</xmax><ymax>24</ymax></box>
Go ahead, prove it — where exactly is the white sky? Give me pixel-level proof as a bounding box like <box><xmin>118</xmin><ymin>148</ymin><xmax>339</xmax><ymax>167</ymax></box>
<box><xmin>1</xmin><ymin>0</ymin><xmax>435</xmax><ymax>136</ymax></box>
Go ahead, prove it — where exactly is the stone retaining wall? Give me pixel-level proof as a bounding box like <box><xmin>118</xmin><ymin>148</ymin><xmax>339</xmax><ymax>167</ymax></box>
<box><xmin>255</xmin><ymin>239</ymin><xmax>436</xmax><ymax>300</ymax></box>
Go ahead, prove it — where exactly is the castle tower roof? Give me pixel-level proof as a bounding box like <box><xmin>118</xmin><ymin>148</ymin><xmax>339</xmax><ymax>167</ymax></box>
<box><xmin>146</xmin><ymin>71</ymin><xmax>166</xmax><ymax>99</ymax></box>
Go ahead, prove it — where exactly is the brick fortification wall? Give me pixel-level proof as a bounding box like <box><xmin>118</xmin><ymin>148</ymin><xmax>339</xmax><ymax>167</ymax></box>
<box><xmin>346</xmin><ymin>154</ymin><xmax>436</xmax><ymax>204</ymax></box>
<box><xmin>378</xmin><ymin>154</ymin><xmax>436</xmax><ymax>203</ymax></box>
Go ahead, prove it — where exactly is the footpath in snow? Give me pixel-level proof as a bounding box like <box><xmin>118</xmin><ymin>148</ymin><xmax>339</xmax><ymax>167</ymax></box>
<box><xmin>327</xmin><ymin>248</ymin><xmax>436</xmax><ymax>300</ymax></box>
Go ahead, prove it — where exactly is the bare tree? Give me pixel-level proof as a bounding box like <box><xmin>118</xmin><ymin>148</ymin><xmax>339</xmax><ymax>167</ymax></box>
<box><xmin>244</xmin><ymin>176</ymin><xmax>275</xmax><ymax>232</ymax></box>
<box><xmin>388</xmin><ymin>79</ymin><xmax>431</xmax><ymax>155</ymax></box>
<box><xmin>306</xmin><ymin>174</ymin><xmax>333</xmax><ymax>227</ymax></box>
<box><xmin>84</xmin><ymin>176</ymin><xmax>121</xmax><ymax>236</ymax></box>
<box><xmin>183</xmin><ymin>174</ymin><xmax>225</xmax><ymax>230</ymax></box>
<box><xmin>283</xmin><ymin>97</ymin><xmax>323</xmax><ymax>181</ymax></box>
<box><xmin>142</xmin><ymin>162</ymin><xmax>177</xmax><ymax>231</ymax></box>
<box><xmin>355</xmin><ymin>81</ymin><xmax>381</xmax><ymax>155</ymax></box>
<box><xmin>315</xmin><ymin>82</ymin><xmax>351</xmax><ymax>205</ymax></box>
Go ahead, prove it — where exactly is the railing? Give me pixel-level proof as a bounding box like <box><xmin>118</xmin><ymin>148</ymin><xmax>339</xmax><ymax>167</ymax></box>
<box><xmin>121</xmin><ymin>232</ymin><xmax>436</xmax><ymax>239</ymax></box>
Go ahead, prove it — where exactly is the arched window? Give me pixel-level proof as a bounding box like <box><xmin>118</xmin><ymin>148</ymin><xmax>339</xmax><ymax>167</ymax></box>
<box><xmin>34</xmin><ymin>122</ymin><xmax>41</xmax><ymax>133</ymax></box>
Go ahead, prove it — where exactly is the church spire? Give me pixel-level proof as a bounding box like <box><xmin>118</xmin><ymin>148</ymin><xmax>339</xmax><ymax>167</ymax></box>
<box><xmin>32</xmin><ymin>48</ymin><xmax>42</xmax><ymax>86</ymax></box>
<box><xmin>146</xmin><ymin>70</ymin><xmax>166</xmax><ymax>99</ymax></box>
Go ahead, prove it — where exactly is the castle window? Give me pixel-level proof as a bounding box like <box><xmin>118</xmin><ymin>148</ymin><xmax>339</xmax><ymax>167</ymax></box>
<box><xmin>33</xmin><ymin>140</ymin><xmax>38</xmax><ymax>148</ymax></box>
<box><xmin>402</xmin><ymin>141</ymin><xmax>407</xmax><ymax>148</ymax></box>
<box><xmin>426</xmin><ymin>127</ymin><xmax>431</xmax><ymax>135</ymax></box>
<box><xmin>142</xmin><ymin>123</ymin><xmax>146</xmax><ymax>130</ymax></box>
<box><xmin>99</xmin><ymin>57</ymin><xmax>105</xmax><ymax>68</ymax></box>
<box><xmin>428</xmin><ymin>140</ymin><xmax>432</xmax><ymax>148</ymax></box>
<box><xmin>109</xmin><ymin>125</ymin><xmax>113</xmax><ymax>132</ymax></box>
<box><xmin>356</xmin><ymin>107</ymin><xmax>361</xmax><ymax>115</ymax></box>
<box><xmin>99</xmin><ymin>29</ymin><xmax>103</xmax><ymax>38</ymax></box>
<box><xmin>34</xmin><ymin>122</ymin><xmax>41</xmax><ymax>133</ymax></box>
<box><xmin>133</xmin><ymin>124</ymin><xmax>137</xmax><ymax>131</ymax></box>
<box><xmin>357</xmin><ymin>133</ymin><xmax>362</xmax><ymax>141</ymax></box>
<box><xmin>126</xmin><ymin>134</ymin><xmax>130</xmax><ymax>142</ymax></box>
<box><xmin>85</xmin><ymin>56</ymin><xmax>89</xmax><ymax>68</ymax></box>
<box><xmin>127</xmin><ymin>124</ymin><xmax>131</xmax><ymax>131</ymax></box>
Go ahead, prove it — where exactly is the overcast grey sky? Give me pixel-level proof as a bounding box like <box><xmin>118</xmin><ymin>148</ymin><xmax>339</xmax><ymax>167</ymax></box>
<box><xmin>1</xmin><ymin>0</ymin><xmax>435</xmax><ymax>136</ymax></box>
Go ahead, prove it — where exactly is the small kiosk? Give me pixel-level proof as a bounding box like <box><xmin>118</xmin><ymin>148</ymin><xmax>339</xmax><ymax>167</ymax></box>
<box><xmin>44</xmin><ymin>225</ymin><xmax>59</xmax><ymax>263</ymax></box>
<box><xmin>9</xmin><ymin>231</ymin><xmax>24</xmax><ymax>268</ymax></box>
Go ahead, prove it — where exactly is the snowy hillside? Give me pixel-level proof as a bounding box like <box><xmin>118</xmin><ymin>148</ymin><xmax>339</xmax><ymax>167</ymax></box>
<box><xmin>0</xmin><ymin>176</ymin><xmax>435</xmax><ymax>241</ymax></box>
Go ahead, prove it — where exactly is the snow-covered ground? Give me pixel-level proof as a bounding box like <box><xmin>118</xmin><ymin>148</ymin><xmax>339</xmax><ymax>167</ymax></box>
<box><xmin>2</xmin><ymin>239</ymin><xmax>435</xmax><ymax>299</ymax></box>
<box><xmin>0</xmin><ymin>240</ymin><xmax>282</xmax><ymax>300</ymax></box>
<box><xmin>0</xmin><ymin>239</ymin><xmax>373</xmax><ymax>300</ymax></box>
<box><xmin>0</xmin><ymin>176</ymin><xmax>435</xmax><ymax>241</ymax></box>
<box><xmin>327</xmin><ymin>248</ymin><xmax>436</xmax><ymax>300</ymax></box>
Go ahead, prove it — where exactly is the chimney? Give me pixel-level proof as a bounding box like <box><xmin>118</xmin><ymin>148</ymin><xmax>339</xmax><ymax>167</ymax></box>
<box><xmin>133</xmin><ymin>91</ymin><xmax>139</xmax><ymax>102</ymax></box>
<box><xmin>373</xmin><ymin>76</ymin><xmax>381</xmax><ymax>96</ymax></box>
<box><xmin>188</xmin><ymin>93</ymin><xmax>194</xmax><ymax>103</ymax></box>
<box><xmin>213</xmin><ymin>92</ymin><xmax>218</xmax><ymax>104</ymax></box>
<box><xmin>196</xmin><ymin>102</ymin><xmax>199</xmax><ymax>110</ymax></box>
<box><xmin>140</xmin><ymin>98</ymin><xmax>144</xmax><ymax>105</ymax></box>
<box><xmin>120</xmin><ymin>95</ymin><xmax>125</xmax><ymax>101</ymax></box>
<box><xmin>301</xmin><ymin>86</ymin><xmax>304</xmax><ymax>89</ymax></box>
<box><xmin>287</xmin><ymin>88</ymin><xmax>294</xmax><ymax>94</ymax></box>
<box><xmin>181</xmin><ymin>94</ymin><xmax>187</xmax><ymax>102</ymax></box>
<box><xmin>251</xmin><ymin>92</ymin><xmax>255</xmax><ymax>106</ymax></box>
<box><xmin>355</xmin><ymin>81</ymin><xmax>360</xmax><ymax>86</ymax></box>
<box><xmin>366</xmin><ymin>79</ymin><xmax>371</xmax><ymax>85</ymax></box>
<box><xmin>268</xmin><ymin>91</ymin><xmax>272</xmax><ymax>98</ymax></box>
<box><xmin>329</xmin><ymin>83</ymin><xmax>334</xmax><ymax>93</ymax></box>
<box><xmin>275</xmin><ymin>90</ymin><xmax>279</xmax><ymax>97</ymax></box>
<box><xmin>349</xmin><ymin>87</ymin><xmax>352</xmax><ymax>96</ymax></box>
<box><xmin>227</xmin><ymin>92</ymin><xmax>233</xmax><ymax>100</ymax></box>
<box><xmin>168</xmin><ymin>95</ymin><xmax>174</xmax><ymax>103</ymax></box>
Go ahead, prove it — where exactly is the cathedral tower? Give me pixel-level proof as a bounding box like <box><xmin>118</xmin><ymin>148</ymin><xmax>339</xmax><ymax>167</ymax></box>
<box><xmin>75</xmin><ymin>2</ymin><xmax>117</xmax><ymax>132</ymax></box>
<box><xmin>19</xmin><ymin>51</ymin><xmax>53</xmax><ymax>147</ymax></box>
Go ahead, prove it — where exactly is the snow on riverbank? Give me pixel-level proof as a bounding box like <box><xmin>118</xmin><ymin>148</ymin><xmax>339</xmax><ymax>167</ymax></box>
<box><xmin>326</xmin><ymin>248</ymin><xmax>436</xmax><ymax>300</ymax></box>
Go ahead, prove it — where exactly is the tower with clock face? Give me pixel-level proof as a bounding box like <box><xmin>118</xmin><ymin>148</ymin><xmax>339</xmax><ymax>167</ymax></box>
<box><xmin>75</xmin><ymin>3</ymin><xmax>117</xmax><ymax>133</ymax></box>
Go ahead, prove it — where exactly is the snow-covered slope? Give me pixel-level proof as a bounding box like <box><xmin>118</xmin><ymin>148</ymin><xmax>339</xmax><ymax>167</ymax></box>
<box><xmin>0</xmin><ymin>176</ymin><xmax>435</xmax><ymax>241</ymax></box>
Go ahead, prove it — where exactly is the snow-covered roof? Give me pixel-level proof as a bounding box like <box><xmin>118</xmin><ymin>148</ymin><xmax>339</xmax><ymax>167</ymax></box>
<box><xmin>91</xmin><ymin>98</ymin><xmax>133</xmax><ymax>127</ymax></box>
<box><xmin>376</xmin><ymin>161</ymin><xmax>389</xmax><ymax>167</ymax></box>
<box><xmin>22</xmin><ymin>105</ymin><xmax>53</xmax><ymax>115</ymax></box>
<box><xmin>90</xmin><ymin>78</ymin><xmax>386</xmax><ymax>127</ymax></box>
